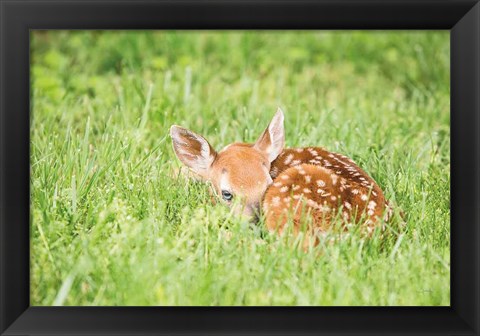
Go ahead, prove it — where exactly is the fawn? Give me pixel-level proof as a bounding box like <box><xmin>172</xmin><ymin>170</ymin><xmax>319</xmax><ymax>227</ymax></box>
<box><xmin>170</xmin><ymin>108</ymin><xmax>393</xmax><ymax>239</ymax></box>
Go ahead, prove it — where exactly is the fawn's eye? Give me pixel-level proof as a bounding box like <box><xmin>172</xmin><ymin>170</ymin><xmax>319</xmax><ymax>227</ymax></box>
<box><xmin>221</xmin><ymin>190</ymin><xmax>233</xmax><ymax>201</ymax></box>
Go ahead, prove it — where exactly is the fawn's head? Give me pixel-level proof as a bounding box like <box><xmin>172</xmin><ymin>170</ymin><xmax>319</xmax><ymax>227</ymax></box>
<box><xmin>170</xmin><ymin>108</ymin><xmax>285</xmax><ymax>219</ymax></box>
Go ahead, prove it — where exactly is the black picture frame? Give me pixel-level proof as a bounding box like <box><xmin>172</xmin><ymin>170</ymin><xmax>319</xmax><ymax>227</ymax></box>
<box><xmin>1</xmin><ymin>0</ymin><xmax>479</xmax><ymax>335</ymax></box>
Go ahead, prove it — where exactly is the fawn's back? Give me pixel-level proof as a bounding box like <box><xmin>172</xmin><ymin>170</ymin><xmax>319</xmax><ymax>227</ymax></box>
<box><xmin>264</xmin><ymin>147</ymin><xmax>388</xmax><ymax>236</ymax></box>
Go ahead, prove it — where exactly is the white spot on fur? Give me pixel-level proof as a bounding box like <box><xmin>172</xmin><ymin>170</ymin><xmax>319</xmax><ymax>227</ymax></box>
<box><xmin>367</xmin><ymin>209</ymin><xmax>374</xmax><ymax>216</ymax></box>
<box><xmin>361</xmin><ymin>194</ymin><xmax>368</xmax><ymax>201</ymax></box>
<box><xmin>331</xmin><ymin>195</ymin><xmax>337</xmax><ymax>201</ymax></box>
<box><xmin>368</xmin><ymin>200</ymin><xmax>377</xmax><ymax>210</ymax></box>
<box><xmin>303</xmin><ymin>188</ymin><xmax>312</xmax><ymax>194</ymax></box>
<box><xmin>305</xmin><ymin>175</ymin><xmax>312</xmax><ymax>183</ymax></box>
<box><xmin>316</xmin><ymin>180</ymin><xmax>326</xmax><ymax>187</ymax></box>
<box><xmin>281</xmin><ymin>175</ymin><xmax>289</xmax><ymax>180</ymax></box>
<box><xmin>344</xmin><ymin>202</ymin><xmax>352</xmax><ymax>210</ymax></box>
<box><xmin>292</xmin><ymin>159</ymin><xmax>302</xmax><ymax>166</ymax></box>
<box><xmin>272</xmin><ymin>196</ymin><xmax>281</xmax><ymax>206</ymax></box>
<box><xmin>273</xmin><ymin>181</ymin><xmax>282</xmax><ymax>187</ymax></box>
<box><xmin>317</xmin><ymin>189</ymin><xmax>331</xmax><ymax>197</ymax></box>
<box><xmin>295</xmin><ymin>148</ymin><xmax>304</xmax><ymax>153</ymax></box>
<box><xmin>280</xmin><ymin>186</ymin><xmax>289</xmax><ymax>193</ymax></box>
<box><xmin>351</xmin><ymin>189</ymin><xmax>359</xmax><ymax>195</ymax></box>
<box><xmin>331</xmin><ymin>174</ymin><xmax>338</xmax><ymax>185</ymax></box>
<box><xmin>292</xmin><ymin>185</ymin><xmax>300</xmax><ymax>191</ymax></box>
<box><xmin>284</xmin><ymin>154</ymin><xmax>294</xmax><ymax>165</ymax></box>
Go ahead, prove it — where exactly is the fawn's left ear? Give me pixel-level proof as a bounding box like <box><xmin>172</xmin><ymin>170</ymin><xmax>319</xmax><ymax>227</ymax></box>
<box><xmin>170</xmin><ymin>125</ymin><xmax>217</xmax><ymax>178</ymax></box>
<box><xmin>254</xmin><ymin>107</ymin><xmax>285</xmax><ymax>162</ymax></box>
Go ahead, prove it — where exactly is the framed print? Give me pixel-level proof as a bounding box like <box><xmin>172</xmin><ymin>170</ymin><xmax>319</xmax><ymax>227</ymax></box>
<box><xmin>1</xmin><ymin>0</ymin><xmax>479</xmax><ymax>335</ymax></box>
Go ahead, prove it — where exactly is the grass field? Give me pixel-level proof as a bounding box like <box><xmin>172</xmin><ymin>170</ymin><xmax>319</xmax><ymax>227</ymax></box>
<box><xmin>30</xmin><ymin>31</ymin><xmax>450</xmax><ymax>306</ymax></box>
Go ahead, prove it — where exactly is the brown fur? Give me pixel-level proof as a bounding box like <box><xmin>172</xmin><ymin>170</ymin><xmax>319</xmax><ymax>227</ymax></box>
<box><xmin>209</xmin><ymin>144</ymin><xmax>271</xmax><ymax>209</ymax></box>
<box><xmin>263</xmin><ymin>147</ymin><xmax>387</xmax><ymax>238</ymax></box>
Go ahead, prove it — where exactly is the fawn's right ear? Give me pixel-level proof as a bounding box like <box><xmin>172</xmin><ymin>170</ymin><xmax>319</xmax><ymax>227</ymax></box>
<box><xmin>170</xmin><ymin>125</ymin><xmax>217</xmax><ymax>178</ymax></box>
<box><xmin>254</xmin><ymin>107</ymin><xmax>285</xmax><ymax>162</ymax></box>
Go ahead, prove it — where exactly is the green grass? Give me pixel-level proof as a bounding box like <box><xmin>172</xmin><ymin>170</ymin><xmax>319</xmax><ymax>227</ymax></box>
<box><xmin>30</xmin><ymin>31</ymin><xmax>450</xmax><ymax>306</ymax></box>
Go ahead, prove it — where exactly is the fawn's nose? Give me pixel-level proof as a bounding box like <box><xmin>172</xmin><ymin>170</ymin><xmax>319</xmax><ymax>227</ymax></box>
<box><xmin>244</xmin><ymin>201</ymin><xmax>261</xmax><ymax>222</ymax></box>
<box><xmin>230</xmin><ymin>200</ymin><xmax>261</xmax><ymax>222</ymax></box>
<box><xmin>249</xmin><ymin>201</ymin><xmax>261</xmax><ymax>214</ymax></box>
<box><xmin>248</xmin><ymin>201</ymin><xmax>262</xmax><ymax>223</ymax></box>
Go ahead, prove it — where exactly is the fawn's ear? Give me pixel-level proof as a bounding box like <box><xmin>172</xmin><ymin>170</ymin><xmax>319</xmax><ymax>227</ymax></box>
<box><xmin>254</xmin><ymin>107</ymin><xmax>285</xmax><ymax>162</ymax></box>
<box><xmin>170</xmin><ymin>125</ymin><xmax>217</xmax><ymax>178</ymax></box>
